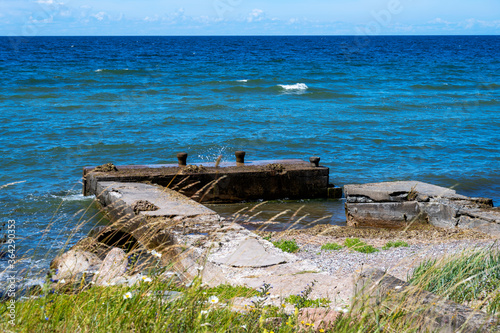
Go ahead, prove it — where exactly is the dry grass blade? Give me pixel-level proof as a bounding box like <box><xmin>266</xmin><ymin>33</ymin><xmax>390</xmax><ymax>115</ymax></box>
<box><xmin>0</xmin><ymin>180</ymin><xmax>26</xmax><ymax>189</ymax></box>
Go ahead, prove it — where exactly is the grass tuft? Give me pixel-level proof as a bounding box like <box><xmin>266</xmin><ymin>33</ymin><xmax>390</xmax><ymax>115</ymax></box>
<box><xmin>272</xmin><ymin>239</ymin><xmax>300</xmax><ymax>253</ymax></box>
<box><xmin>344</xmin><ymin>238</ymin><xmax>379</xmax><ymax>254</ymax></box>
<box><xmin>320</xmin><ymin>242</ymin><xmax>343</xmax><ymax>251</ymax></box>
<box><xmin>383</xmin><ymin>240</ymin><xmax>409</xmax><ymax>250</ymax></box>
<box><xmin>408</xmin><ymin>247</ymin><xmax>500</xmax><ymax>314</ymax></box>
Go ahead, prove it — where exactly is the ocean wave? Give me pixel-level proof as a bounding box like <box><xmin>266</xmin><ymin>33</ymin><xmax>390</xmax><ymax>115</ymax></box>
<box><xmin>50</xmin><ymin>193</ymin><xmax>95</xmax><ymax>202</ymax></box>
<box><xmin>95</xmin><ymin>68</ymin><xmax>130</xmax><ymax>73</ymax></box>
<box><xmin>94</xmin><ymin>68</ymin><xmax>149</xmax><ymax>75</ymax></box>
<box><xmin>278</xmin><ymin>83</ymin><xmax>308</xmax><ymax>91</ymax></box>
<box><xmin>236</xmin><ymin>79</ymin><xmax>248</xmax><ymax>83</ymax></box>
<box><xmin>410</xmin><ymin>83</ymin><xmax>470</xmax><ymax>91</ymax></box>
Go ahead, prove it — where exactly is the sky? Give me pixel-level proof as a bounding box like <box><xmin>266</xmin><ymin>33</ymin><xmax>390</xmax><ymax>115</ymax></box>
<box><xmin>1</xmin><ymin>0</ymin><xmax>499</xmax><ymax>36</ymax></box>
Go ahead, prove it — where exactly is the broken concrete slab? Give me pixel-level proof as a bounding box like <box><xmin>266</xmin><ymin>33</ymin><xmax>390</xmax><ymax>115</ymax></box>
<box><xmin>94</xmin><ymin>181</ymin><xmax>221</xmax><ymax>249</ymax></box>
<box><xmin>89</xmin><ymin>180</ymin><xmax>327</xmax><ymax>299</ymax></box>
<box><xmin>345</xmin><ymin>181</ymin><xmax>468</xmax><ymax>203</ymax></box>
<box><xmin>212</xmin><ymin>237</ymin><xmax>288</xmax><ymax>267</ymax></box>
<box><xmin>344</xmin><ymin>181</ymin><xmax>500</xmax><ymax>234</ymax></box>
<box><xmin>97</xmin><ymin>181</ymin><xmax>217</xmax><ymax>218</ymax></box>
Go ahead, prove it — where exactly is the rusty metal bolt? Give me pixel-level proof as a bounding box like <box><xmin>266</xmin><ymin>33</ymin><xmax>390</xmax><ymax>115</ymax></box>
<box><xmin>235</xmin><ymin>151</ymin><xmax>246</xmax><ymax>164</ymax></box>
<box><xmin>309</xmin><ymin>156</ymin><xmax>320</xmax><ymax>167</ymax></box>
<box><xmin>177</xmin><ymin>152</ymin><xmax>188</xmax><ymax>166</ymax></box>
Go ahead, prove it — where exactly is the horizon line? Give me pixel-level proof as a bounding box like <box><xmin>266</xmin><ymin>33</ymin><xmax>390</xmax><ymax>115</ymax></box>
<box><xmin>1</xmin><ymin>34</ymin><xmax>499</xmax><ymax>37</ymax></box>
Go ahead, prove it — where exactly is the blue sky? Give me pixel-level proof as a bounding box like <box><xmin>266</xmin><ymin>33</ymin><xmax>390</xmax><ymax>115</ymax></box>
<box><xmin>1</xmin><ymin>0</ymin><xmax>499</xmax><ymax>36</ymax></box>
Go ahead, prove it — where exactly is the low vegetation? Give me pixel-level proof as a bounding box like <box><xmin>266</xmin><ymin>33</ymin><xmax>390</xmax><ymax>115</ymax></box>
<box><xmin>344</xmin><ymin>238</ymin><xmax>379</xmax><ymax>254</ymax></box>
<box><xmin>5</xmin><ymin>248</ymin><xmax>500</xmax><ymax>332</ymax></box>
<box><xmin>320</xmin><ymin>242</ymin><xmax>343</xmax><ymax>251</ymax></box>
<box><xmin>383</xmin><ymin>240</ymin><xmax>409</xmax><ymax>250</ymax></box>
<box><xmin>272</xmin><ymin>239</ymin><xmax>300</xmax><ymax>253</ymax></box>
<box><xmin>0</xmin><ymin>274</ymin><xmax>424</xmax><ymax>332</ymax></box>
<box><xmin>408</xmin><ymin>247</ymin><xmax>500</xmax><ymax>314</ymax></box>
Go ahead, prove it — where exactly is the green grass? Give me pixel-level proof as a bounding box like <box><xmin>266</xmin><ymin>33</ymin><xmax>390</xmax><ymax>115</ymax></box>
<box><xmin>320</xmin><ymin>242</ymin><xmax>343</xmax><ymax>251</ymax></box>
<box><xmin>205</xmin><ymin>284</ymin><xmax>259</xmax><ymax>299</ymax></box>
<box><xmin>0</xmin><ymin>275</ymin><xmax>401</xmax><ymax>333</ymax></box>
<box><xmin>344</xmin><ymin>238</ymin><xmax>379</xmax><ymax>254</ymax></box>
<box><xmin>272</xmin><ymin>239</ymin><xmax>300</xmax><ymax>253</ymax></box>
<box><xmin>382</xmin><ymin>240</ymin><xmax>409</xmax><ymax>250</ymax></box>
<box><xmin>284</xmin><ymin>295</ymin><xmax>330</xmax><ymax>308</ymax></box>
<box><xmin>408</xmin><ymin>247</ymin><xmax>500</xmax><ymax>314</ymax></box>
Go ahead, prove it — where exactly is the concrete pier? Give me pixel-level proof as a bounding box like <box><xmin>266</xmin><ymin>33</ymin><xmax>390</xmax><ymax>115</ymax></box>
<box><xmin>68</xmin><ymin>156</ymin><xmax>342</xmax><ymax>292</ymax></box>
<box><xmin>75</xmin><ymin>177</ymin><xmax>337</xmax><ymax>295</ymax></box>
<box><xmin>84</xmin><ymin>157</ymin><xmax>341</xmax><ymax>203</ymax></box>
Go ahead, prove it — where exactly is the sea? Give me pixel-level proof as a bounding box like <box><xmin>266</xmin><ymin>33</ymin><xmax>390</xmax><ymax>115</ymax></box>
<box><xmin>0</xmin><ymin>35</ymin><xmax>499</xmax><ymax>285</ymax></box>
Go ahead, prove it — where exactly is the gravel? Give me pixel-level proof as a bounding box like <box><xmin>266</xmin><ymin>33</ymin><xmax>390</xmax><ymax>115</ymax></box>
<box><xmin>295</xmin><ymin>239</ymin><xmax>498</xmax><ymax>282</ymax></box>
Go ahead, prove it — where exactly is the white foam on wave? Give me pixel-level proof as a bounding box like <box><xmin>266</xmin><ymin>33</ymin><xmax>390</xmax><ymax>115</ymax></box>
<box><xmin>62</xmin><ymin>194</ymin><xmax>94</xmax><ymax>201</ymax></box>
<box><xmin>49</xmin><ymin>193</ymin><xmax>95</xmax><ymax>202</ymax></box>
<box><xmin>236</xmin><ymin>79</ymin><xmax>248</xmax><ymax>83</ymax></box>
<box><xmin>95</xmin><ymin>69</ymin><xmax>103</xmax><ymax>72</ymax></box>
<box><xmin>278</xmin><ymin>83</ymin><xmax>308</xmax><ymax>90</ymax></box>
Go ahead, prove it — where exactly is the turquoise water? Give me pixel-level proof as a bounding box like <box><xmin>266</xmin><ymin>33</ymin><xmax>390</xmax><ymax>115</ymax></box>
<box><xmin>1</xmin><ymin>36</ymin><xmax>499</xmax><ymax>281</ymax></box>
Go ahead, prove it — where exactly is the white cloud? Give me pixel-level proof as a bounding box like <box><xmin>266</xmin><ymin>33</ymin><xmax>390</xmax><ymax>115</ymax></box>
<box><xmin>462</xmin><ymin>18</ymin><xmax>476</xmax><ymax>29</ymax></box>
<box><xmin>429</xmin><ymin>18</ymin><xmax>451</xmax><ymax>25</ymax></box>
<box><xmin>92</xmin><ymin>11</ymin><xmax>107</xmax><ymax>21</ymax></box>
<box><xmin>247</xmin><ymin>9</ymin><xmax>264</xmax><ymax>23</ymax></box>
<box><xmin>35</xmin><ymin>0</ymin><xmax>64</xmax><ymax>5</ymax></box>
<box><xmin>477</xmin><ymin>20</ymin><xmax>500</xmax><ymax>28</ymax></box>
<box><xmin>29</xmin><ymin>15</ymin><xmax>53</xmax><ymax>24</ymax></box>
<box><xmin>144</xmin><ymin>15</ymin><xmax>159</xmax><ymax>22</ymax></box>
<box><xmin>60</xmin><ymin>10</ymin><xmax>71</xmax><ymax>17</ymax></box>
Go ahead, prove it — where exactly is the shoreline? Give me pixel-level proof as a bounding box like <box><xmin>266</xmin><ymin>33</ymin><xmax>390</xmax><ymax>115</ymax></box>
<box><xmin>256</xmin><ymin>223</ymin><xmax>498</xmax><ymax>306</ymax></box>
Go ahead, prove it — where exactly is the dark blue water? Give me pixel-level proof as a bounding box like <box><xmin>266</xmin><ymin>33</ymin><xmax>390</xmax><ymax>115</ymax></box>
<box><xmin>1</xmin><ymin>36</ymin><xmax>499</xmax><ymax>282</ymax></box>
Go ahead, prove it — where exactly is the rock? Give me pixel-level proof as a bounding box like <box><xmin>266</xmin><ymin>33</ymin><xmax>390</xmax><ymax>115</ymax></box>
<box><xmin>160</xmin><ymin>290</ymin><xmax>183</xmax><ymax>302</ymax></box>
<box><xmin>298</xmin><ymin>308</ymin><xmax>341</xmax><ymax>331</ymax></box>
<box><xmin>344</xmin><ymin>181</ymin><xmax>500</xmax><ymax>233</ymax></box>
<box><xmin>50</xmin><ymin>248</ymin><xmax>102</xmax><ymax>281</ymax></box>
<box><xmin>355</xmin><ymin>269</ymin><xmax>500</xmax><ymax>333</ymax></box>
<box><xmin>72</xmin><ymin>236</ymin><xmax>112</xmax><ymax>260</ymax></box>
<box><xmin>92</xmin><ymin>248</ymin><xmax>128</xmax><ymax>286</ymax></box>
<box><xmin>264</xmin><ymin>317</ymin><xmax>283</xmax><ymax>327</ymax></box>
<box><xmin>92</xmin><ymin>163</ymin><xmax>118</xmax><ymax>172</ymax></box>
<box><xmin>211</xmin><ymin>237</ymin><xmax>288</xmax><ymax>268</ymax></box>
<box><xmin>132</xmin><ymin>200</ymin><xmax>159</xmax><ymax>214</ymax></box>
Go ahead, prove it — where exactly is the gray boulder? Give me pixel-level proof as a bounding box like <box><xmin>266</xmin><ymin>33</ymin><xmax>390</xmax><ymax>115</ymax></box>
<box><xmin>50</xmin><ymin>248</ymin><xmax>102</xmax><ymax>281</ymax></box>
<box><xmin>92</xmin><ymin>248</ymin><xmax>128</xmax><ymax>286</ymax></box>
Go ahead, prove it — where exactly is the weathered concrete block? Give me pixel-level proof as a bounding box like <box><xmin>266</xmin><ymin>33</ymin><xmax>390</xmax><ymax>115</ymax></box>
<box><xmin>84</xmin><ymin>159</ymin><xmax>332</xmax><ymax>203</ymax></box>
<box><xmin>344</xmin><ymin>181</ymin><xmax>499</xmax><ymax>233</ymax></box>
<box><xmin>418</xmin><ymin>201</ymin><xmax>459</xmax><ymax>228</ymax></box>
<box><xmin>355</xmin><ymin>269</ymin><xmax>500</xmax><ymax>333</ymax></box>
<box><xmin>345</xmin><ymin>202</ymin><xmax>421</xmax><ymax>228</ymax></box>
<box><xmin>94</xmin><ymin>181</ymin><xmax>220</xmax><ymax>248</ymax></box>
<box><xmin>458</xmin><ymin>208</ymin><xmax>500</xmax><ymax>235</ymax></box>
<box><xmin>327</xmin><ymin>186</ymin><xmax>342</xmax><ymax>199</ymax></box>
<box><xmin>345</xmin><ymin>181</ymin><xmax>467</xmax><ymax>203</ymax></box>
